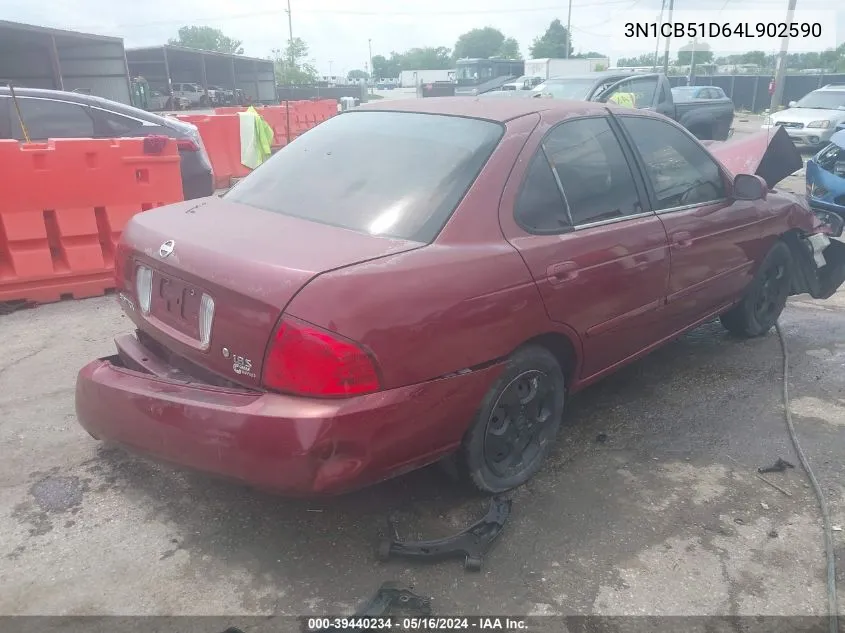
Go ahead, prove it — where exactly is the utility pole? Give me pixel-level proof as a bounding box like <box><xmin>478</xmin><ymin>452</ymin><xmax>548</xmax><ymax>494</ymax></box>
<box><xmin>662</xmin><ymin>0</ymin><xmax>674</xmax><ymax>75</ymax></box>
<box><xmin>286</xmin><ymin>0</ymin><xmax>294</xmax><ymax>69</ymax></box>
<box><xmin>368</xmin><ymin>38</ymin><xmax>374</xmax><ymax>95</ymax></box>
<box><xmin>565</xmin><ymin>0</ymin><xmax>572</xmax><ymax>59</ymax></box>
<box><xmin>653</xmin><ymin>0</ymin><xmax>666</xmax><ymax>71</ymax></box>
<box><xmin>770</xmin><ymin>0</ymin><xmax>797</xmax><ymax>112</ymax></box>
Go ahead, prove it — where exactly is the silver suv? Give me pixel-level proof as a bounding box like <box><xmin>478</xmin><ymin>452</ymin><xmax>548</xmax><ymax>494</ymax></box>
<box><xmin>763</xmin><ymin>84</ymin><xmax>845</xmax><ymax>149</ymax></box>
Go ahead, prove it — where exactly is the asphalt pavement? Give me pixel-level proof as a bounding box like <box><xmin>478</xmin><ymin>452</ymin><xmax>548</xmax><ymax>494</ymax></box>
<box><xmin>0</xmin><ymin>108</ymin><xmax>842</xmax><ymax>624</ymax></box>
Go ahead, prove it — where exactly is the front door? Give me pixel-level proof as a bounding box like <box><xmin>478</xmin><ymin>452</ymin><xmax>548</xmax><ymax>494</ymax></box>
<box><xmin>499</xmin><ymin>114</ymin><xmax>671</xmax><ymax>379</ymax></box>
<box><xmin>616</xmin><ymin>113</ymin><xmax>761</xmax><ymax>324</ymax></box>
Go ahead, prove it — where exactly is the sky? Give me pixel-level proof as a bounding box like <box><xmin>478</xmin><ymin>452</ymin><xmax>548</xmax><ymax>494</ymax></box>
<box><xmin>4</xmin><ymin>0</ymin><xmax>844</xmax><ymax>76</ymax></box>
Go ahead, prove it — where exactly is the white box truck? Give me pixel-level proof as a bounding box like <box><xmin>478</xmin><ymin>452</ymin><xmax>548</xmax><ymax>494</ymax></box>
<box><xmin>524</xmin><ymin>58</ymin><xmax>610</xmax><ymax>80</ymax></box>
<box><xmin>398</xmin><ymin>69</ymin><xmax>456</xmax><ymax>88</ymax></box>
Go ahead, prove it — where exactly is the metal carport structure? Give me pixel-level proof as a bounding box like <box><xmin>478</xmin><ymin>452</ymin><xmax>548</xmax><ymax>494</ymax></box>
<box><xmin>0</xmin><ymin>20</ymin><xmax>131</xmax><ymax>105</ymax></box>
<box><xmin>126</xmin><ymin>46</ymin><xmax>277</xmax><ymax>104</ymax></box>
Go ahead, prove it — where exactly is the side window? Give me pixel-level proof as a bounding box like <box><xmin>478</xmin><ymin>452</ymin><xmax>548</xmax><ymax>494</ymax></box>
<box><xmin>92</xmin><ymin>109</ymin><xmax>144</xmax><ymax>137</ymax></box>
<box><xmin>621</xmin><ymin>116</ymin><xmax>726</xmax><ymax>210</ymax></box>
<box><xmin>514</xmin><ymin>150</ymin><xmax>570</xmax><ymax>232</ymax></box>
<box><xmin>602</xmin><ymin>77</ymin><xmax>658</xmax><ymax>108</ymax></box>
<box><xmin>0</xmin><ymin>96</ymin><xmax>11</xmax><ymax>139</ymax></box>
<box><xmin>543</xmin><ymin>117</ymin><xmax>643</xmax><ymax>225</ymax></box>
<box><xmin>12</xmin><ymin>98</ymin><xmax>95</xmax><ymax>140</ymax></box>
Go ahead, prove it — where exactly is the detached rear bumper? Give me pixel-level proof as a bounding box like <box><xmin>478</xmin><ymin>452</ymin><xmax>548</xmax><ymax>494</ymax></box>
<box><xmin>75</xmin><ymin>336</ymin><xmax>502</xmax><ymax>496</ymax></box>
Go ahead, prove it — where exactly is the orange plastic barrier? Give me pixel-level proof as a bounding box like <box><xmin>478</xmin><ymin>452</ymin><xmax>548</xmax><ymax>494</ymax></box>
<box><xmin>214</xmin><ymin>106</ymin><xmax>247</xmax><ymax>115</ymax></box>
<box><xmin>0</xmin><ymin>137</ymin><xmax>183</xmax><ymax>304</ymax></box>
<box><xmin>175</xmin><ymin>113</ymin><xmax>251</xmax><ymax>189</ymax></box>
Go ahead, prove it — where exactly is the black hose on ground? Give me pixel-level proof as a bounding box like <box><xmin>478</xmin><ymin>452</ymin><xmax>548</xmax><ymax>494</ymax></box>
<box><xmin>775</xmin><ymin>321</ymin><xmax>839</xmax><ymax>633</ymax></box>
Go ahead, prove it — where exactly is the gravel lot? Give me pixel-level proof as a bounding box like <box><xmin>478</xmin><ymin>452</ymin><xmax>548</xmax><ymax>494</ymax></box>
<box><xmin>0</xmin><ymin>107</ymin><xmax>843</xmax><ymax>627</ymax></box>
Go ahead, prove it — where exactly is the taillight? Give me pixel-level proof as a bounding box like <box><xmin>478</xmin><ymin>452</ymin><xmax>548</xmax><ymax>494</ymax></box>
<box><xmin>262</xmin><ymin>316</ymin><xmax>381</xmax><ymax>397</ymax></box>
<box><xmin>135</xmin><ymin>265</ymin><xmax>153</xmax><ymax>314</ymax></box>
<box><xmin>176</xmin><ymin>138</ymin><xmax>200</xmax><ymax>151</ymax></box>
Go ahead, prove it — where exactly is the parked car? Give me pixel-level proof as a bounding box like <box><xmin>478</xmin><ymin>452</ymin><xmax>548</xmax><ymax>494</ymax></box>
<box><xmin>172</xmin><ymin>82</ymin><xmax>208</xmax><ymax>107</ymax></box>
<box><xmin>148</xmin><ymin>89</ymin><xmax>189</xmax><ymax>112</ymax></box>
<box><xmin>206</xmin><ymin>85</ymin><xmax>228</xmax><ymax>105</ymax></box>
<box><xmin>75</xmin><ymin>99</ymin><xmax>845</xmax><ymax>496</ymax></box>
<box><xmin>763</xmin><ymin>84</ymin><xmax>845</xmax><ymax>150</ymax></box>
<box><xmin>482</xmin><ymin>71</ymin><xmax>735</xmax><ymax>141</ymax></box>
<box><xmin>806</xmin><ymin>128</ymin><xmax>845</xmax><ymax>233</ymax></box>
<box><xmin>0</xmin><ymin>87</ymin><xmax>214</xmax><ymax>200</ymax></box>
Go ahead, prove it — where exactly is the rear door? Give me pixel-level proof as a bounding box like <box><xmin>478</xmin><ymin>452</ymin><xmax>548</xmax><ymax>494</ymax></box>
<box><xmin>615</xmin><ymin>113</ymin><xmax>760</xmax><ymax>325</ymax></box>
<box><xmin>499</xmin><ymin>113</ymin><xmax>671</xmax><ymax>379</ymax></box>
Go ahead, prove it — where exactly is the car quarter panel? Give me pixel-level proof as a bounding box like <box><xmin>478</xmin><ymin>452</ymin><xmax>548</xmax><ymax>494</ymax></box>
<box><xmin>282</xmin><ymin>113</ymin><xmax>571</xmax><ymax>390</ymax></box>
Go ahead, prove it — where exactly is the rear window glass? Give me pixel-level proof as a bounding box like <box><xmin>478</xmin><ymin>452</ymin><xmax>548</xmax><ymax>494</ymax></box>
<box><xmin>223</xmin><ymin>111</ymin><xmax>504</xmax><ymax>243</ymax></box>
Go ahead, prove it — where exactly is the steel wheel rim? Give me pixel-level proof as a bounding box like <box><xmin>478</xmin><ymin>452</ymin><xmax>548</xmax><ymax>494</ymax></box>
<box><xmin>483</xmin><ymin>370</ymin><xmax>556</xmax><ymax>479</ymax></box>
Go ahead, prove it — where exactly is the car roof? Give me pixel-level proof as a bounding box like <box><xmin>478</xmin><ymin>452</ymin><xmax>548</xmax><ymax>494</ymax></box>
<box><xmin>0</xmin><ymin>86</ymin><xmax>181</xmax><ymax>128</ymax></box>
<box><xmin>354</xmin><ymin>96</ymin><xmax>610</xmax><ymax>122</ymax></box>
<box><xmin>816</xmin><ymin>84</ymin><xmax>845</xmax><ymax>92</ymax></box>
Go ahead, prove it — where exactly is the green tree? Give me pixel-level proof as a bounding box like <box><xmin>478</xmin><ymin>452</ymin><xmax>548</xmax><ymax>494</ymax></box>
<box><xmin>347</xmin><ymin>69</ymin><xmax>369</xmax><ymax>80</ymax></box>
<box><xmin>500</xmin><ymin>37</ymin><xmax>522</xmax><ymax>60</ymax></box>
<box><xmin>397</xmin><ymin>47</ymin><xmax>453</xmax><ymax>69</ymax></box>
<box><xmin>371</xmin><ymin>54</ymin><xmax>402</xmax><ymax>79</ymax></box>
<box><xmin>574</xmin><ymin>51</ymin><xmax>608</xmax><ymax>59</ymax></box>
<box><xmin>617</xmin><ymin>52</ymin><xmax>659</xmax><ymax>67</ymax></box>
<box><xmin>676</xmin><ymin>49</ymin><xmax>714</xmax><ymax>65</ymax></box>
<box><xmin>529</xmin><ymin>19</ymin><xmax>572</xmax><ymax>59</ymax></box>
<box><xmin>272</xmin><ymin>38</ymin><xmax>318</xmax><ymax>85</ymax></box>
<box><xmin>454</xmin><ymin>27</ymin><xmax>515</xmax><ymax>59</ymax></box>
<box><xmin>169</xmin><ymin>26</ymin><xmax>243</xmax><ymax>54</ymax></box>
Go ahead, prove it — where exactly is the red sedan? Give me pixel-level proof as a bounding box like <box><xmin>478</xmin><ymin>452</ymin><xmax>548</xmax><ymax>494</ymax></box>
<box><xmin>75</xmin><ymin>98</ymin><xmax>845</xmax><ymax>496</ymax></box>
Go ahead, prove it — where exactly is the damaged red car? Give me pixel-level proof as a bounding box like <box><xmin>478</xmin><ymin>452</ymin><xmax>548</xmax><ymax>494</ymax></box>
<box><xmin>75</xmin><ymin>98</ymin><xmax>845</xmax><ymax>496</ymax></box>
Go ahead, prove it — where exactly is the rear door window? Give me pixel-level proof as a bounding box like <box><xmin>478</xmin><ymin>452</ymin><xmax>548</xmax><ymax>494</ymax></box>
<box><xmin>224</xmin><ymin>111</ymin><xmax>504</xmax><ymax>243</ymax></box>
<box><xmin>91</xmin><ymin>108</ymin><xmax>146</xmax><ymax>137</ymax></box>
<box><xmin>12</xmin><ymin>97</ymin><xmax>95</xmax><ymax>140</ymax></box>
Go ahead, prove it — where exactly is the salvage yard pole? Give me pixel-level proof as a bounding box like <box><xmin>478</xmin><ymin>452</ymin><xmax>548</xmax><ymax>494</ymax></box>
<box><xmin>769</xmin><ymin>0</ymin><xmax>797</xmax><ymax>112</ymax></box>
<box><xmin>565</xmin><ymin>0</ymin><xmax>572</xmax><ymax>59</ymax></box>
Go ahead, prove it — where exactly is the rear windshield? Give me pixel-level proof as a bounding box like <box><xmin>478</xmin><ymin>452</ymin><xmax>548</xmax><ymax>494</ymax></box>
<box><xmin>224</xmin><ymin>110</ymin><xmax>504</xmax><ymax>243</ymax></box>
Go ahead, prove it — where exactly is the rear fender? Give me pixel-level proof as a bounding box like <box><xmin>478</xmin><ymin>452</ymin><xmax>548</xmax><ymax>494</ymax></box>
<box><xmin>784</xmin><ymin>232</ymin><xmax>845</xmax><ymax>300</ymax></box>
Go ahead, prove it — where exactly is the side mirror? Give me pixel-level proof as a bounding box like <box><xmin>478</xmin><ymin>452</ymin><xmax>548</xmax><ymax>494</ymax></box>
<box><xmin>734</xmin><ymin>174</ymin><xmax>767</xmax><ymax>201</ymax></box>
<box><xmin>788</xmin><ymin>101</ymin><xmax>797</xmax><ymax>108</ymax></box>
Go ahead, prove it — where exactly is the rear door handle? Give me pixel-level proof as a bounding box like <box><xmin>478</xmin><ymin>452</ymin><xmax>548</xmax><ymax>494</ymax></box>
<box><xmin>547</xmin><ymin>261</ymin><xmax>579</xmax><ymax>284</ymax></box>
<box><xmin>672</xmin><ymin>231</ymin><xmax>693</xmax><ymax>248</ymax></box>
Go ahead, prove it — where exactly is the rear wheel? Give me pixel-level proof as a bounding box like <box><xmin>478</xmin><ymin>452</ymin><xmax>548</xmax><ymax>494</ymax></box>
<box><xmin>461</xmin><ymin>345</ymin><xmax>565</xmax><ymax>493</ymax></box>
<box><xmin>720</xmin><ymin>240</ymin><xmax>793</xmax><ymax>337</ymax></box>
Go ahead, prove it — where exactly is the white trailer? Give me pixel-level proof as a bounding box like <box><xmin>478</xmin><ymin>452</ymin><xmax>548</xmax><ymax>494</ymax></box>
<box><xmin>398</xmin><ymin>69</ymin><xmax>455</xmax><ymax>88</ymax></box>
<box><xmin>524</xmin><ymin>58</ymin><xmax>610</xmax><ymax>80</ymax></box>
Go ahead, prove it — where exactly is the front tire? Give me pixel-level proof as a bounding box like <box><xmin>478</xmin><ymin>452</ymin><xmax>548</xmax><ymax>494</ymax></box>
<box><xmin>720</xmin><ymin>240</ymin><xmax>793</xmax><ymax>337</ymax></box>
<box><xmin>461</xmin><ymin>345</ymin><xmax>565</xmax><ymax>494</ymax></box>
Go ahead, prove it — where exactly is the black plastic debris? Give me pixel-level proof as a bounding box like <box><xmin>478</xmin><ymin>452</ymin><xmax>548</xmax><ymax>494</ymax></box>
<box><xmin>758</xmin><ymin>458</ymin><xmax>795</xmax><ymax>474</ymax></box>
<box><xmin>377</xmin><ymin>496</ymin><xmax>512</xmax><ymax>571</ymax></box>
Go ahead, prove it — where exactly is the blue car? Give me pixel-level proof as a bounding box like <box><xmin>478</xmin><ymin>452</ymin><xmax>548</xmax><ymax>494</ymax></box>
<box><xmin>806</xmin><ymin>129</ymin><xmax>845</xmax><ymax>236</ymax></box>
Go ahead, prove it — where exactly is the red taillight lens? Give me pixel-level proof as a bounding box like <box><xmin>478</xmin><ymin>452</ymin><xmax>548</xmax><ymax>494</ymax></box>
<box><xmin>262</xmin><ymin>316</ymin><xmax>381</xmax><ymax>397</ymax></box>
<box><xmin>176</xmin><ymin>138</ymin><xmax>200</xmax><ymax>152</ymax></box>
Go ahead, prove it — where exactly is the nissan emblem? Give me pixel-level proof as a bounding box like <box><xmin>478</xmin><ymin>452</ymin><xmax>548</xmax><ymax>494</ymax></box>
<box><xmin>159</xmin><ymin>240</ymin><xmax>175</xmax><ymax>258</ymax></box>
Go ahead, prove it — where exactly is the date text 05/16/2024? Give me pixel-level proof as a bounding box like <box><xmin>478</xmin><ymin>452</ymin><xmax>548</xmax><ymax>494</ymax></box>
<box><xmin>305</xmin><ymin>616</ymin><xmax>529</xmax><ymax>630</ymax></box>
<box><xmin>624</xmin><ymin>22</ymin><xmax>822</xmax><ymax>39</ymax></box>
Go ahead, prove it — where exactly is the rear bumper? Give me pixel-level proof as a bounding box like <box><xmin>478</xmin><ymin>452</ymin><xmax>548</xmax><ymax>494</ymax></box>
<box><xmin>75</xmin><ymin>337</ymin><xmax>502</xmax><ymax>496</ymax></box>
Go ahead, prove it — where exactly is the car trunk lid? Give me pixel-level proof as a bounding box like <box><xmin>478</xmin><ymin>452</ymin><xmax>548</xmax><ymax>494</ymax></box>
<box><xmin>119</xmin><ymin>197</ymin><xmax>422</xmax><ymax>388</ymax></box>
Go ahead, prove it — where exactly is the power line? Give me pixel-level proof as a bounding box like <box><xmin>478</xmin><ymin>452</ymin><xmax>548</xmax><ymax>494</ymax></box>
<box><xmin>112</xmin><ymin>1</ymin><xmax>638</xmax><ymax>29</ymax></box>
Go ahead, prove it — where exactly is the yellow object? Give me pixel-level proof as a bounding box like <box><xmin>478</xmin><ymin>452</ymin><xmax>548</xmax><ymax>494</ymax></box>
<box><xmin>608</xmin><ymin>92</ymin><xmax>636</xmax><ymax>108</ymax></box>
